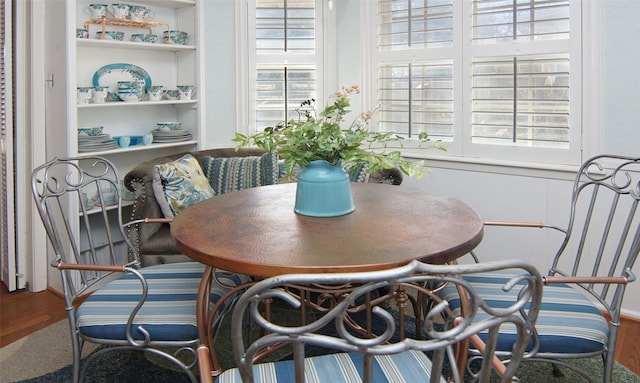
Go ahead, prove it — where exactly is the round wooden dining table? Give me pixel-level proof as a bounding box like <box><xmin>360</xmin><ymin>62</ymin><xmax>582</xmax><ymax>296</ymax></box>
<box><xmin>171</xmin><ymin>182</ymin><xmax>484</xmax><ymax>376</ymax></box>
<box><xmin>172</xmin><ymin>182</ymin><xmax>484</xmax><ymax>277</ymax></box>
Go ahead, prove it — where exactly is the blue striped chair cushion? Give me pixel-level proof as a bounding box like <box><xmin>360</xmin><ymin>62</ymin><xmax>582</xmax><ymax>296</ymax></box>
<box><xmin>216</xmin><ymin>349</ymin><xmax>444</xmax><ymax>383</ymax></box>
<box><xmin>438</xmin><ymin>269</ymin><xmax>609</xmax><ymax>354</ymax></box>
<box><xmin>76</xmin><ymin>262</ymin><xmax>250</xmax><ymax>341</ymax></box>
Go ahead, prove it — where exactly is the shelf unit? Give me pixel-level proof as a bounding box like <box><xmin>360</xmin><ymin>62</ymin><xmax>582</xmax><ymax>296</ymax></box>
<box><xmin>42</xmin><ymin>0</ymin><xmax>203</xmax><ymax>282</ymax></box>
<box><xmin>67</xmin><ymin>0</ymin><xmax>204</xmax><ymax>175</ymax></box>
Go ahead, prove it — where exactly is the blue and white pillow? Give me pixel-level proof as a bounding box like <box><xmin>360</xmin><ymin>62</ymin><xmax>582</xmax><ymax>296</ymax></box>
<box><xmin>152</xmin><ymin>153</ymin><xmax>215</xmax><ymax>217</ymax></box>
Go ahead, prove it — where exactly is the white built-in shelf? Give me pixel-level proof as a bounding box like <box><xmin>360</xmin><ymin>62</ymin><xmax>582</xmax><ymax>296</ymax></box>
<box><xmin>77</xmin><ymin>100</ymin><xmax>197</xmax><ymax>108</ymax></box>
<box><xmin>77</xmin><ymin>38</ymin><xmax>196</xmax><ymax>51</ymax></box>
<box><xmin>75</xmin><ymin>140</ymin><xmax>198</xmax><ymax>158</ymax></box>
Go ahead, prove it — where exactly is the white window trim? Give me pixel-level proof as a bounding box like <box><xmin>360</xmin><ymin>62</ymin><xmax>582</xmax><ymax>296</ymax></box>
<box><xmin>359</xmin><ymin>0</ymin><xmax>601</xmax><ymax>173</ymax></box>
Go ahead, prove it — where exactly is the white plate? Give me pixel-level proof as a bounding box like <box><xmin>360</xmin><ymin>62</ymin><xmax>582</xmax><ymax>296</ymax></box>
<box><xmin>152</xmin><ymin>128</ymin><xmax>189</xmax><ymax>136</ymax></box>
<box><xmin>152</xmin><ymin>135</ymin><xmax>192</xmax><ymax>143</ymax></box>
<box><xmin>78</xmin><ymin>134</ymin><xmax>111</xmax><ymax>142</ymax></box>
<box><xmin>78</xmin><ymin>141</ymin><xmax>119</xmax><ymax>152</ymax></box>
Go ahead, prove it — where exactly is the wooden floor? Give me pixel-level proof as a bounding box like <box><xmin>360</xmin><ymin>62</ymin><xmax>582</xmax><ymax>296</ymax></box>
<box><xmin>1</xmin><ymin>282</ymin><xmax>639</xmax><ymax>376</ymax></box>
<box><xmin>0</xmin><ymin>283</ymin><xmax>67</xmax><ymax>348</ymax></box>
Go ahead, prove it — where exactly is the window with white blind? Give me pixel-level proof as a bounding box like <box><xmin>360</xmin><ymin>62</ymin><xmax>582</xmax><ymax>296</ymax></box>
<box><xmin>251</xmin><ymin>0</ymin><xmax>322</xmax><ymax>132</ymax></box>
<box><xmin>375</xmin><ymin>0</ymin><xmax>580</xmax><ymax>164</ymax></box>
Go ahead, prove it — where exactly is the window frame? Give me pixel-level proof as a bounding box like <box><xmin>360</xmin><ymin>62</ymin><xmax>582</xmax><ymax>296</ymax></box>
<box><xmin>236</xmin><ymin>0</ymin><xmax>602</xmax><ymax>170</ymax></box>
<box><xmin>361</xmin><ymin>0</ymin><xmax>599</xmax><ymax>168</ymax></box>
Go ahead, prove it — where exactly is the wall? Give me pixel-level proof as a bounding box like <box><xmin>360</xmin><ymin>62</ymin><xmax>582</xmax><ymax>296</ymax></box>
<box><xmin>202</xmin><ymin>0</ymin><xmax>640</xmax><ymax>317</ymax></box>
<box><xmin>601</xmin><ymin>0</ymin><xmax>640</xmax><ymax>155</ymax></box>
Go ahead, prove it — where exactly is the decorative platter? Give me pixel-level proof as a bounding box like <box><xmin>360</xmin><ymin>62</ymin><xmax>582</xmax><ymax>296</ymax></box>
<box><xmin>92</xmin><ymin>63</ymin><xmax>152</xmax><ymax>101</ymax></box>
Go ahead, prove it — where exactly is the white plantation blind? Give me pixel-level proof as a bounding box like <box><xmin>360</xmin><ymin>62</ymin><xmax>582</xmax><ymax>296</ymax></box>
<box><xmin>472</xmin><ymin>55</ymin><xmax>570</xmax><ymax>147</ymax></box>
<box><xmin>470</xmin><ymin>0</ymin><xmax>571</xmax><ymax>148</ymax></box>
<box><xmin>378</xmin><ymin>62</ymin><xmax>453</xmax><ymax>139</ymax></box>
<box><xmin>255</xmin><ymin>66</ymin><xmax>317</xmax><ymax>130</ymax></box>
<box><xmin>253</xmin><ymin>0</ymin><xmax>318</xmax><ymax>132</ymax></box>
<box><xmin>377</xmin><ymin>0</ymin><xmax>454</xmax><ymax>139</ymax></box>
<box><xmin>256</xmin><ymin>0</ymin><xmax>316</xmax><ymax>54</ymax></box>
<box><xmin>378</xmin><ymin>0</ymin><xmax>454</xmax><ymax>50</ymax></box>
<box><xmin>473</xmin><ymin>0</ymin><xmax>570</xmax><ymax>43</ymax></box>
<box><xmin>374</xmin><ymin>0</ymin><xmax>579</xmax><ymax>162</ymax></box>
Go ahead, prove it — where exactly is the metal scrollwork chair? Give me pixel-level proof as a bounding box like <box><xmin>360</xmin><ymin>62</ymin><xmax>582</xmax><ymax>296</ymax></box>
<box><xmin>31</xmin><ymin>157</ymin><xmax>251</xmax><ymax>383</ymax></box>
<box><xmin>438</xmin><ymin>154</ymin><xmax>640</xmax><ymax>383</ymax></box>
<box><xmin>206</xmin><ymin>259</ymin><xmax>542</xmax><ymax>383</ymax></box>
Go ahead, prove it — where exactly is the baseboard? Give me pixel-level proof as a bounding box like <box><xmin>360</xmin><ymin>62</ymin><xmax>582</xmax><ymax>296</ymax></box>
<box><xmin>46</xmin><ymin>287</ymin><xmax>63</xmax><ymax>300</ymax></box>
<box><xmin>615</xmin><ymin>314</ymin><xmax>640</xmax><ymax>376</ymax></box>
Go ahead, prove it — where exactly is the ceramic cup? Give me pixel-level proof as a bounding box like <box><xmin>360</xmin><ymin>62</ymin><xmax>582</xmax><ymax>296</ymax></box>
<box><xmin>147</xmin><ymin>85</ymin><xmax>166</xmax><ymax>101</ymax></box>
<box><xmin>163</xmin><ymin>30</ymin><xmax>188</xmax><ymax>45</ymax></box>
<box><xmin>96</xmin><ymin>31</ymin><xmax>124</xmax><ymax>41</ymax></box>
<box><xmin>81</xmin><ymin>192</ymin><xmax>92</xmax><ymax>209</ymax></box>
<box><xmin>177</xmin><ymin>85</ymin><xmax>195</xmax><ymax>100</ymax></box>
<box><xmin>117</xmin><ymin>81</ymin><xmax>145</xmax><ymax>102</ymax></box>
<box><xmin>85</xmin><ymin>3</ymin><xmax>108</xmax><ymax>19</ymax></box>
<box><xmin>143</xmin><ymin>133</ymin><xmax>153</xmax><ymax>145</ymax></box>
<box><xmin>164</xmin><ymin>89</ymin><xmax>179</xmax><ymax>100</ymax></box>
<box><xmin>129</xmin><ymin>5</ymin><xmax>153</xmax><ymax>21</ymax></box>
<box><xmin>101</xmin><ymin>191</ymin><xmax>117</xmax><ymax>205</ymax></box>
<box><xmin>131</xmin><ymin>33</ymin><xmax>157</xmax><ymax>43</ymax></box>
<box><xmin>77</xmin><ymin>87</ymin><xmax>93</xmax><ymax>105</ymax></box>
<box><xmin>117</xmin><ymin>136</ymin><xmax>130</xmax><ymax>148</ymax></box>
<box><xmin>108</xmin><ymin>3</ymin><xmax>130</xmax><ymax>19</ymax></box>
<box><xmin>92</xmin><ymin>86</ymin><xmax>109</xmax><ymax>103</ymax></box>
<box><xmin>76</xmin><ymin>28</ymin><xmax>89</xmax><ymax>39</ymax></box>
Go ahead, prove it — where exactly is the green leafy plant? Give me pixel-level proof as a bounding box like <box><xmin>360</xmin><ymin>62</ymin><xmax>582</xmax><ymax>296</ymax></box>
<box><xmin>233</xmin><ymin>85</ymin><xmax>445</xmax><ymax>179</ymax></box>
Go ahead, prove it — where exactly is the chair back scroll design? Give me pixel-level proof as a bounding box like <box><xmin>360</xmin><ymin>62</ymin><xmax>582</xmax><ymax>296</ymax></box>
<box><xmin>31</xmin><ymin>157</ymin><xmax>137</xmax><ymax>296</ymax></box>
<box><xmin>220</xmin><ymin>259</ymin><xmax>542</xmax><ymax>383</ymax></box>
<box><xmin>460</xmin><ymin>154</ymin><xmax>640</xmax><ymax>383</ymax></box>
<box><xmin>549</xmin><ymin>155</ymin><xmax>640</xmax><ymax>310</ymax></box>
<box><xmin>32</xmin><ymin>157</ymin><xmax>246</xmax><ymax>383</ymax></box>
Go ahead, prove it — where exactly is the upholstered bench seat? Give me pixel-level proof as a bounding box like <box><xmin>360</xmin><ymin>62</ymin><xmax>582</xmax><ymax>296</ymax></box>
<box><xmin>216</xmin><ymin>349</ymin><xmax>444</xmax><ymax>383</ymax></box>
<box><xmin>438</xmin><ymin>269</ymin><xmax>609</xmax><ymax>354</ymax></box>
<box><xmin>123</xmin><ymin>148</ymin><xmax>404</xmax><ymax>267</ymax></box>
<box><xmin>76</xmin><ymin>262</ymin><xmax>251</xmax><ymax>341</ymax></box>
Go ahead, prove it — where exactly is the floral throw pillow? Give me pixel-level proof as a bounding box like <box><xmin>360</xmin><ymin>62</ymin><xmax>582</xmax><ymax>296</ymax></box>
<box><xmin>152</xmin><ymin>153</ymin><xmax>215</xmax><ymax>217</ymax></box>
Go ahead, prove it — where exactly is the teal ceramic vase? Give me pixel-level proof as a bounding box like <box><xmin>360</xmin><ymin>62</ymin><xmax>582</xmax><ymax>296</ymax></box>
<box><xmin>294</xmin><ymin>160</ymin><xmax>355</xmax><ymax>217</ymax></box>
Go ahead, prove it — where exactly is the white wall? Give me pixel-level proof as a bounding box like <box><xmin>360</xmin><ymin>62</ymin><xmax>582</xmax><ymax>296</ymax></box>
<box><xmin>601</xmin><ymin>0</ymin><xmax>640</xmax><ymax>155</ymax></box>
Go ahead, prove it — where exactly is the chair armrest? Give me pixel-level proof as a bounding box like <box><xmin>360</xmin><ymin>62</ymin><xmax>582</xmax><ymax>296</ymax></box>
<box><xmin>542</xmin><ymin>275</ymin><xmax>632</xmax><ymax>285</ymax></box>
<box><xmin>483</xmin><ymin>220</ymin><xmax>566</xmax><ymax>234</ymax></box>
<box><xmin>484</xmin><ymin>221</ymin><xmax>544</xmax><ymax>228</ymax></box>
<box><xmin>56</xmin><ymin>261</ymin><xmax>128</xmax><ymax>273</ymax></box>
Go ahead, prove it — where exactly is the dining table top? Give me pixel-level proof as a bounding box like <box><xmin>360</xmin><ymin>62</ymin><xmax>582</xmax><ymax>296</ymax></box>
<box><xmin>171</xmin><ymin>182</ymin><xmax>484</xmax><ymax>277</ymax></box>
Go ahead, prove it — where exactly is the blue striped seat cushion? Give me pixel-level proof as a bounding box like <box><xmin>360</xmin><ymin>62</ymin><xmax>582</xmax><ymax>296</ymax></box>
<box><xmin>438</xmin><ymin>269</ymin><xmax>609</xmax><ymax>354</ymax></box>
<box><xmin>76</xmin><ymin>262</ymin><xmax>250</xmax><ymax>341</ymax></box>
<box><xmin>216</xmin><ymin>349</ymin><xmax>445</xmax><ymax>383</ymax></box>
